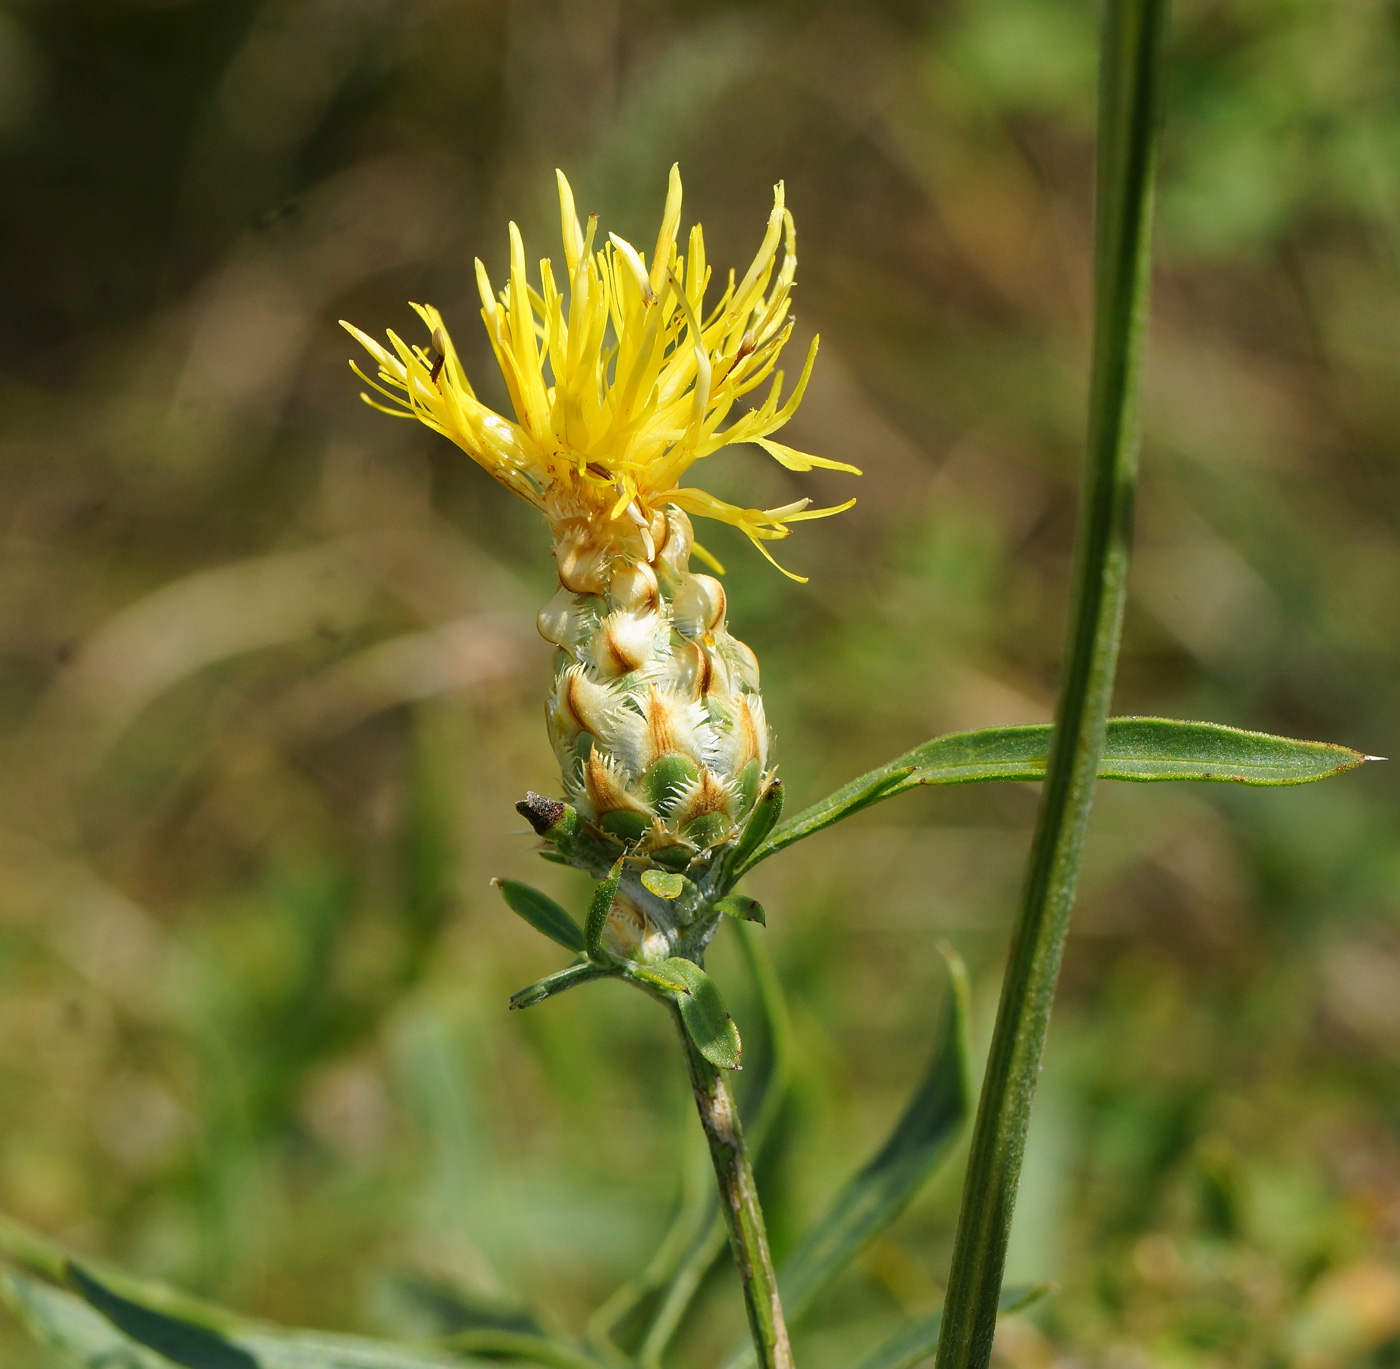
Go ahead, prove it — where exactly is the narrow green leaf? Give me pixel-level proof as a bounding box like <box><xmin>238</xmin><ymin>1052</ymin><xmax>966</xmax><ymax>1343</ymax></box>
<box><xmin>68</xmin><ymin>1263</ymin><xmax>256</xmax><ymax>1369</ymax></box>
<box><xmin>739</xmin><ymin>718</ymin><xmax>1370</xmax><ymax>873</ymax></box>
<box><xmin>640</xmin><ymin>869</ymin><xmax>687</xmax><ymax>900</ymax></box>
<box><xmin>3</xmin><ymin>1270</ymin><xmax>168</xmax><ymax>1368</ymax></box>
<box><xmin>728</xmin><ymin>779</ymin><xmax>785</xmax><ymax>872</ymax></box>
<box><xmin>508</xmin><ymin>960</ymin><xmax>607</xmax><ymax>1011</ymax></box>
<box><xmin>661</xmin><ymin>958</ymin><xmax>742</xmax><ymax>1071</ymax></box>
<box><xmin>585</xmin><ymin>858</ymin><xmax>625</xmax><ymax>963</ymax></box>
<box><xmin>714</xmin><ymin>896</ymin><xmax>766</xmax><ymax>926</ymax></box>
<box><xmin>5</xmin><ymin>1266</ymin><xmax>481</xmax><ymax>1369</ymax></box>
<box><xmin>851</xmin><ymin>1283</ymin><xmax>1051</xmax><ymax>1369</ymax></box>
<box><xmin>494</xmin><ymin>879</ymin><xmax>585</xmax><ymax>953</ymax></box>
<box><xmin>0</xmin><ymin>1212</ymin><xmax>67</xmax><ymax>1282</ymax></box>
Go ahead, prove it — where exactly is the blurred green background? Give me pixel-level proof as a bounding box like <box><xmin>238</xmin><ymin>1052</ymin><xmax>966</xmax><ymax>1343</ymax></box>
<box><xmin>1</xmin><ymin>0</ymin><xmax>1400</xmax><ymax>1365</ymax></box>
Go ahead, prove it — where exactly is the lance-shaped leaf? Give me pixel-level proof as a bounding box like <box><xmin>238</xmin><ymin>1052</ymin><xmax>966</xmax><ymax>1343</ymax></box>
<box><xmin>738</xmin><ymin>717</ymin><xmax>1372</xmax><ymax>874</ymax></box>
<box><xmin>67</xmin><ymin>1264</ymin><xmax>257</xmax><ymax>1369</ymax></box>
<box><xmin>509</xmin><ymin>960</ymin><xmax>609</xmax><ymax>1011</ymax></box>
<box><xmin>585</xmin><ymin>858</ymin><xmax>625</xmax><ymax>963</ymax></box>
<box><xmin>3</xmin><ymin>1265</ymin><xmax>485</xmax><ymax>1369</ymax></box>
<box><xmin>849</xmin><ymin>1283</ymin><xmax>1051</xmax><ymax>1369</ymax></box>
<box><xmin>3</xmin><ymin>1270</ymin><xmax>168</xmax><ymax>1369</ymax></box>
<box><xmin>494</xmin><ymin>879</ymin><xmax>585</xmax><ymax>953</ymax></box>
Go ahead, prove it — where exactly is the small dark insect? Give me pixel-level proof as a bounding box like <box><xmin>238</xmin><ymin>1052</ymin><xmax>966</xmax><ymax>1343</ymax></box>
<box><xmin>429</xmin><ymin>352</ymin><xmax>445</xmax><ymax>384</ymax></box>
<box><xmin>429</xmin><ymin>326</ymin><xmax>448</xmax><ymax>384</ymax></box>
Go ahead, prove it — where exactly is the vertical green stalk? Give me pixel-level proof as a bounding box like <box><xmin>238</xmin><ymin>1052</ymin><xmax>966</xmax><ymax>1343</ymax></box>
<box><xmin>933</xmin><ymin>3</ymin><xmax>1170</xmax><ymax>1368</ymax></box>
<box><xmin>676</xmin><ymin>1008</ymin><xmax>794</xmax><ymax>1369</ymax></box>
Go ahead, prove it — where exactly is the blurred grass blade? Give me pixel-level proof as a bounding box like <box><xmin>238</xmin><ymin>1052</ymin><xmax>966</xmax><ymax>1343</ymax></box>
<box><xmin>68</xmin><ymin>1263</ymin><xmax>256</xmax><ymax>1369</ymax></box>
<box><xmin>851</xmin><ymin>1284</ymin><xmax>1051</xmax><ymax>1369</ymax></box>
<box><xmin>777</xmin><ymin>947</ymin><xmax>971</xmax><ymax>1321</ymax></box>
<box><xmin>494</xmin><ymin>879</ymin><xmax>585</xmax><ymax>952</ymax></box>
<box><xmin>3</xmin><ymin>1270</ymin><xmax>169</xmax><ymax>1369</ymax></box>
<box><xmin>508</xmin><ymin>960</ymin><xmax>607</xmax><ymax>1010</ymax></box>
<box><xmin>0</xmin><ymin>1213</ymin><xmax>241</xmax><ymax>1334</ymax></box>
<box><xmin>738</xmin><ymin>717</ymin><xmax>1367</xmax><ymax>874</ymax></box>
<box><xmin>5</xmin><ymin>1266</ymin><xmax>487</xmax><ymax>1369</ymax></box>
<box><xmin>0</xmin><ymin>1212</ymin><xmax>67</xmax><ymax>1283</ymax></box>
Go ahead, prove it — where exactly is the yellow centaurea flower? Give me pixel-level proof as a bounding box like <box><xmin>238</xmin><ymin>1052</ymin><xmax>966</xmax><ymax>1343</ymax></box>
<box><xmin>343</xmin><ymin>168</ymin><xmax>857</xmax><ymax>942</ymax></box>
<box><xmin>342</xmin><ymin>164</ymin><xmax>856</xmax><ymax>581</ymax></box>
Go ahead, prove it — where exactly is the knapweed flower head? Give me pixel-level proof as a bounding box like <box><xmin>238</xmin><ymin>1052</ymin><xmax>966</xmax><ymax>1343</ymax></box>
<box><xmin>342</xmin><ymin>164</ymin><xmax>856</xmax><ymax>582</ymax></box>
<box><xmin>344</xmin><ymin>168</ymin><xmax>856</xmax><ymax>958</ymax></box>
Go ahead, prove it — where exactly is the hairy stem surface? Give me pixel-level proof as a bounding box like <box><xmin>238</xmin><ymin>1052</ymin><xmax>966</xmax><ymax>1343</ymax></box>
<box><xmin>676</xmin><ymin>1008</ymin><xmax>793</xmax><ymax>1369</ymax></box>
<box><xmin>933</xmin><ymin>3</ymin><xmax>1171</xmax><ymax>1368</ymax></box>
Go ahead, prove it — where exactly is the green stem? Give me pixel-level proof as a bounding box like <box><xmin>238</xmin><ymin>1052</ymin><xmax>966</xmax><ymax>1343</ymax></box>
<box><xmin>675</xmin><ymin>1005</ymin><xmax>794</xmax><ymax>1369</ymax></box>
<box><xmin>932</xmin><ymin>3</ymin><xmax>1170</xmax><ymax>1368</ymax></box>
<box><xmin>643</xmin><ymin>924</ymin><xmax>794</xmax><ymax>1369</ymax></box>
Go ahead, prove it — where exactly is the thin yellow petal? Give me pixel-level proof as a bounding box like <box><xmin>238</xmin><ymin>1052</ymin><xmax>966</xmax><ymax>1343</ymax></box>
<box><xmin>755</xmin><ymin>438</ymin><xmax>862</xmax><ymax>475</ymax></box>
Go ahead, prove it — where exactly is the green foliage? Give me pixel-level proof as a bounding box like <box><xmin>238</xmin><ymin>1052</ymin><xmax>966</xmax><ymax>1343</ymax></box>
<box><xmin>740</xmin><ymin>718</ymin><xmax>1368</xmax><ymax>875</ymax></box>
<box><xmin>637</xmin><ymin>960</ymin><xmax>743</xmax><ymax>1074</ymax></box>
<box><xmin>494</xmin><ymin>881</ymin><xmax>586</xmax><ymax>954</ymax></box>
<box><xmin>0</xmin><ymin>1</ymin><xmax>1393</xmax><ymax>1367</ymax></box>
<box><xmin>585</xmin><ymin>860</ymin><xmax>626</xmax><ymax>965</ymax></box>
<box><xmin>713</xmin><ymin>897</ymin><xmax>766</xmax><ymax>927</ymax></box>
<box><xmin>3</xmin><ymin>1268</ymin><xmax>475</xmax><ymax>1369</ymax></box>
<box><xmin>507</xmin><ymin>960</ymin><xmax>607</xmax><ymax>1011</ymax></box>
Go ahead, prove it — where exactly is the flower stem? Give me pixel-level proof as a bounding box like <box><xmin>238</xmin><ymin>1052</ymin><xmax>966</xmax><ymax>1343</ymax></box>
<box><xmin>932</xmin><ymin>3</ymin><xmax>1170</xmax><ymax>1368</ymax></box>
<box><xmin>675</xmin><ymin>1006</ymin><xmax>794</xmax><ymax>1369</ymax></box>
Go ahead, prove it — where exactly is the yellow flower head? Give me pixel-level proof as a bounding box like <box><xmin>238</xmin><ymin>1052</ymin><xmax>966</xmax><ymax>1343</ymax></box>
<box><xmin>342</xmin><ymin>165</ymin><xmax>857</xmax><ymax>581</ymax></box>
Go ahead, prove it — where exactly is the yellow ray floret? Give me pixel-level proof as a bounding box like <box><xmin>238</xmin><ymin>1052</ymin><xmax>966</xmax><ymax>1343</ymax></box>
<box><xmin>342</xmin><ymin>165</ymin><xmax>857</xmax><ymax>579</ymax></box>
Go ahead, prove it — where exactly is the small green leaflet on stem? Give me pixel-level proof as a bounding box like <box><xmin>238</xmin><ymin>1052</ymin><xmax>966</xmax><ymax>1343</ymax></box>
<box><xmin>641</xmin><ymin>869</ymin><xmax>688</xmax><ymax>899</ymax></box>
<box><xmin>630</xmin><ymin>958</ymin><xmax>743</xmax><ymax>1071</ymax></box>
<box><xmin>714</xmin><ymin>895</ymin><xmax>766</xmax><ymax>926</ymax></box>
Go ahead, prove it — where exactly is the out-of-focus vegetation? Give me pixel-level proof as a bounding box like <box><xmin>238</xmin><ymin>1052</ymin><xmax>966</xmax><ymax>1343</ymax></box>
<box><xmin>1</xmin><ymin>0</ymin><xmax>1399</xmax><ymax>1365</ymax></box>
